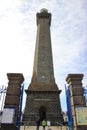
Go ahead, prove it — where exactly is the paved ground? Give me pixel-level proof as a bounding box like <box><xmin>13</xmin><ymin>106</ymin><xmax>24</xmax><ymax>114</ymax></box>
<box><xmin>20</xmin><ymin>126</ymin><xmax>68</xmax><ymax>130</ymax></box>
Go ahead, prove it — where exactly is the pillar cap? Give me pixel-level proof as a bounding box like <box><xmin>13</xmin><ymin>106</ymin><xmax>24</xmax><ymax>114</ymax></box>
<box><xmin>7</xmin><ymin>73</ymin><xmax>24</xmax><ymax>82</ymax></box>
<box><xmin>66</xmin><ymin>74</ymin><xmax>84</xmax><ymax>83</ymax></box>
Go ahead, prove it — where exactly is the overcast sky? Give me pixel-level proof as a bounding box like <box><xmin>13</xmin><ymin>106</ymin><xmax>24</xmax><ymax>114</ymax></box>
<box><xmin>0</xmin><ymin>0</ymin><xmax>87</xmax><ymax>111</ymax></box>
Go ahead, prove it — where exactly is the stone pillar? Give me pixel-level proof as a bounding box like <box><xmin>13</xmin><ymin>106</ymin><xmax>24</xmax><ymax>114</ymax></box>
<box><xmin>1</xmin><ymin>73</ymin><xmax>24</xmax><ymax>130</ymax></box>
<box><xmin>66</xmin><ymin>74</ymin><xmax>87</xmax><ymax>130</ymax></box>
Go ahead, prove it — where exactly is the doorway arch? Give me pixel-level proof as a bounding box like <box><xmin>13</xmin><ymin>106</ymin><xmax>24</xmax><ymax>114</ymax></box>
<box><xmin>39</xmin><ymin>106</ymin><xmax>46</xmax><ymax>121</ymax></box>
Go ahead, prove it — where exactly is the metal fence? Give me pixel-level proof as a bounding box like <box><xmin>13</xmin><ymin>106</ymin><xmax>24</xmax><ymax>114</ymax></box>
<box><xmin>83</xmin><ymin>86</ymin><xmax>87</xmax><ymax>105</ymax></box>
<box><xmin>0</xmin><ymin>85</ymin><xmax>7</xmax><ymax>112</ymax></box>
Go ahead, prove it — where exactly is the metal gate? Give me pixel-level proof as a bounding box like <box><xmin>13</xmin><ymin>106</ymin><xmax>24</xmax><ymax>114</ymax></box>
<box><xmin>83</xmin><ymin>86</ymin><xmax>87</xmax><ymax>105</ymax></box>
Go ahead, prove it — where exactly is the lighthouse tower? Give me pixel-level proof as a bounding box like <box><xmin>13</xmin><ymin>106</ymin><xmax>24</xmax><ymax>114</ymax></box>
<box><xmin>23</xmin><ymin>9</ymin><xmax>63</xmax><ymax>125</ymax></box>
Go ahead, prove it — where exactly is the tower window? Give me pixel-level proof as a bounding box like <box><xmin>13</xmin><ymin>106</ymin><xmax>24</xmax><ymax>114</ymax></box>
<box><xmin>42</xmin><ymin>61</ymin><xmax>45</xmax><ymax>64</ymax></box>
<box><xmin>42</xmin><ymin>75</ymin><xmax>45</xmax><ymax>79</ymax></box>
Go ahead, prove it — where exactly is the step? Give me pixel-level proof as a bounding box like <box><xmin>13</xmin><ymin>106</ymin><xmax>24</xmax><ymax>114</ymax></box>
<box><xmin>20</xmin><ymin>126</ymin><xmax>68</xmax><ymax>130</ymax></box>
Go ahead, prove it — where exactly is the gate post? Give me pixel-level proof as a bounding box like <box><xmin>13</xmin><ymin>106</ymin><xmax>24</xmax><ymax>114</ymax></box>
<box><xmin>66</xmin><ymin>74</ymin><xmax>87</xmax><ymax>130</ymax></box>
<box><xmin>1</xmin><ymin>73</ymin><xmax>24</xmax><ymax>130</ymax></box>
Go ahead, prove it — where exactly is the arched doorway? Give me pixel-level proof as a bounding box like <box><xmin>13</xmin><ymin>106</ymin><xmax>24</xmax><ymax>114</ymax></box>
<box><xmin>39</xmin><ymin>106</ymin><xmax>46</xmax><ymax>121</ymax></box>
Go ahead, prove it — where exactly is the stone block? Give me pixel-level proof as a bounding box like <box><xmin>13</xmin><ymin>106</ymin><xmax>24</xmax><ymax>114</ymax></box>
<box><xmin>73</xmin><ymin>116</ymin><xmax>77</xmax><ymax>127</ymax></box>
<box><xmin>70</xmin><ymin>96</ymin><xmax>86</xmax><ymax>106</ymax></box>
<box><xmin>71</xmin><ymin>106</ymin><xmax>75</xmax><ymax>116</ymax></box>
<box><xmin>6</xmin><ymin>86</ymin><xmax>20</xmax><ymax>95</ymax></box>
<box><xmin>5</xmin><ymin>95</ymin><xmax>20</xmax><ymax>105</ymax></box>
<box><xmin>70</xmin><ymin>87</ymin><xmax>84</xmax><ymax>96</ymax></box>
